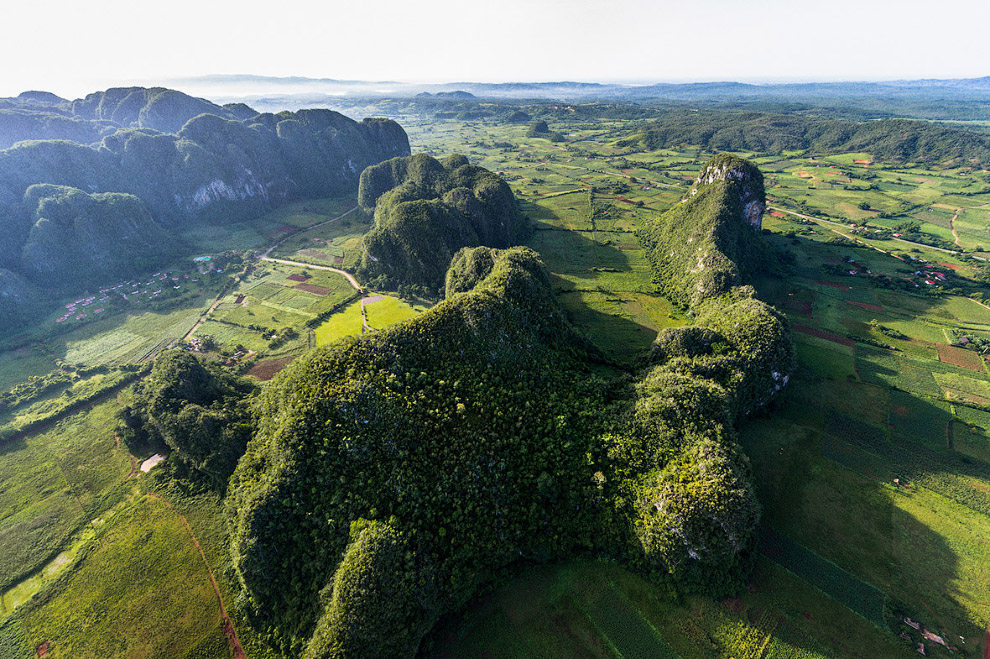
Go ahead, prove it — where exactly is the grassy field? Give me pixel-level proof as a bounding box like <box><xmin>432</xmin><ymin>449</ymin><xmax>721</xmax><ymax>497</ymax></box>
<box><xmin>404</xmin><ymin>118</ymin><xmax>990</xmax><ymax>657</ymax></box>
<box><xmin>1</xmin><ymin>115</ymin><xmax>989</xmax><ymax>658</ymax></box>
<box><xmin>17</xmin><ymin>496</ymin><xmax>229</xmax><ymax>659</ymax></box>
<box><xmin>363</xmin><ymin>296</ymin><xmax>430</xmax><ymax>329</ymax></box>
<box><xmin>181</xmin><ymin>197</ymin><xmax>358</xmax><ymax>253</ymax></box>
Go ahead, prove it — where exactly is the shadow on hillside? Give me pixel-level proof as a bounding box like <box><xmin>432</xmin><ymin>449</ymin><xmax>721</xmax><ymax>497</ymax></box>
<box><xmin>740</xmin><ymin>410</ymin><xmax>982</xmax><ymax>655</ymax></box>
<box><xmin>524</xmin><ymin>224</ymin><xmax>658</xmax><ymax>366</ymax></box>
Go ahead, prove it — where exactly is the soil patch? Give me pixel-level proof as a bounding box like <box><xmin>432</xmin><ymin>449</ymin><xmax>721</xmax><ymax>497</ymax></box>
<box><xmin>785</xmin><ymin>299</ymin><xmax>813</xmax><ymax>316</ymax></box>
<box><xmin>36</xmin><ymin>641</ymin><xmax>51</xmax><ymax>657</ymax></box>
<box><xmin>937</xmin><ymin>262</ymin><xmax>964</xmax><ymax>271</ymax></box>
<box><xmin>847</xmin><ymin>300</ymin><xmax>883</xmax><ymax>312</ymax></box>
<box><xmin>941</xmin><ymin>387</ymin><xmax>990</xmax><ymax>407</ymax></box>
<box><xmin>245</xmin><ymin>356</ymin><xmax>297</xmax><ymax>381</ymax></box>
<box><xmin>818</xmin><ymin>280</ymin><xmax>851</xmax><ymax>290</ymax></box>
<box><xmin>268</xmin><ymin>225</ymin><xmax>295</xmax><ymax>240</ymax></box>
<box><xmin>793</xmin><ymin>324</ymin><xmax>855</xmax><ymax>347</ymax></box>
<box><xmin>294</xmin><ymin>283</ymin><xmax>331</xmax><ymax>296</ymax></box>
<box><xmin>937</xmin><ymin>344</ymin><xmax>985</xmax><ymax>372</ymax></box>
<box><xmin>769</xmin><ymin>211</ymin><xmax>786</xmax><ymax>218</ymax></box>
<box><xmin>286</xmin><ymin>274</ymin><xmax>311</xmax><ymax>283</ymax></box>
<box><xmin>298</xmin><ymin>249</ymin><xmax>330</xmax><ymax>261</ymax></box>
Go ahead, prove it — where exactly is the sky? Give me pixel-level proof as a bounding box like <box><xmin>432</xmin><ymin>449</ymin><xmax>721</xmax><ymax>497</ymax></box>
<box><xmin>3</xmin><ymin>0</ymin><xmax>989</xmax><ymax>98</ymax></box>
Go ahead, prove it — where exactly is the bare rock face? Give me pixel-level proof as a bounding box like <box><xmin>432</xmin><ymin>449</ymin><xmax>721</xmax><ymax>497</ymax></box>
<box><xmin>690</xmin><ymin>153</ymin><xmax>766</xmax><ymax>229</ymax></box>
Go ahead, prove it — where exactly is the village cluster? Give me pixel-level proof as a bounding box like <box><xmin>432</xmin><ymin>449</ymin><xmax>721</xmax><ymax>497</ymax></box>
<box><xmin>54</xmin><ymin>270</ymin><xmax>201</xmax><ymax>323</ymax></box>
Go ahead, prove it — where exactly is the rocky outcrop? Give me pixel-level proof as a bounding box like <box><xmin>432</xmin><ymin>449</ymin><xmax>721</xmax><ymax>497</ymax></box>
<box><xmin>642</xmin><ymin>154</ymin><xmax>773</xmax><ymax>307</ymax></box>
<box><xmin>0</xmin><ymin>90</ymin><xmax>411</xmax><ymax>300</ymax></box>
<box><xmin>690</xmin><ymin>153</ymin><xmax>766</xmax><ymax>229</ymax></box>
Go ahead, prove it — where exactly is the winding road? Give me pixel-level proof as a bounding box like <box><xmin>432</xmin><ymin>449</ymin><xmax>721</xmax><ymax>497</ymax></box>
<box><xmin>183</xmin><ymin>205</ymin><xmax>363</xmax><ymax>343</ymax></box>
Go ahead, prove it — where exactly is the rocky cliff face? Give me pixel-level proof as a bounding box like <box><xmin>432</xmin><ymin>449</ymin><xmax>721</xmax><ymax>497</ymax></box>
<box><xmin>0</xmin><ymin>90</ymin><xmax>411</xmax><ymax>303</ymax></box>
<box><xmin>690</xmin><ymin>153</ymin><xmax>766</xmax><ymax>229</ymax></box>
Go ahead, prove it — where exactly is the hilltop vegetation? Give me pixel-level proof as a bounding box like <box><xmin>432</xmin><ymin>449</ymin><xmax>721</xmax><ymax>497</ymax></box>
<box><xmin>639</xmin><ymin>153</ymin><xmax>774</xmax><ymax>306</ymax></box>
<box><xmin>357</xmin><ymin>153</ymin><xmax>526</xmax><ymax>294</ymax></box>
<box><xmin>18</xmin><ymin>185</ymin><xmax>176</xmax><ymax>289</ymax></box>
<box><xmin>117</xmin><ymin>350</ymin><xmax>256</xmax><ymax>489</ymax></box>
<box><xmin>0</xmin><ymin>87</ymin><xmax>411</xmax><ymax>318</ymax></box>
<box><xmin>625</xmin><ymin>111</ymin><xmax>990</xmax><ymax>167</ymax></box>
<box><xmin>224</xmin><ymin>155</ymin><xmax>792</xmax><ymax>657</ymax></box>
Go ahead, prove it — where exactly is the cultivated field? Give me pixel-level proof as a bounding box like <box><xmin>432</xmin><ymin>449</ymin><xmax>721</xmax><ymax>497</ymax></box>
<box><xmin>1</xmin><ymin>115</ymin><xmax>989</xmax><ymax>658</ymax></box>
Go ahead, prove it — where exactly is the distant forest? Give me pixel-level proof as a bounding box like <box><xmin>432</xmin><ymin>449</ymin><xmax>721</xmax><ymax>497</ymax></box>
<box><xmin>623</xmin><ymin>112</ymin><xmax>990</xmax><ymax>167</ymax></box>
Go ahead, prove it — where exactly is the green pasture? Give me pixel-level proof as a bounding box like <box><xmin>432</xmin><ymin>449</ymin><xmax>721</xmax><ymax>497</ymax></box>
<box><xmin>0</xmin><ymin>402</ymin><xmax>130</xmax><ymax>599</ymax></box>
<box><xmin>314</xmin><ymin>301</ymin><xmax>365</xmax><ymax>345</ymax></box>
<box><xmin>363</xmin><ymin>296</ymin><xmax>428</xmax><ymax>329</ymax></box>
<box><xmin>17</xmin><ymin>496</ymin><xmax>228</xmax><ymax>659</ymax></box>
<box><xmin>181</xmin><ymin>196</ymin><xmax>356</xmax><ymax>253</ymax></box>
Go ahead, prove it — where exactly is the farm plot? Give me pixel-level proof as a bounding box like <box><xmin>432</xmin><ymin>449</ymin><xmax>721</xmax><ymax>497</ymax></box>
<box><xmin>0</xmin><ymin>402</ymin><xmax>129</xmax><ymax>598</ymax></box>
<box><xmin>58</xmin><ymin>306</ymin><xmax>207</xmax><ymax>366</ymax></box>
<box><xmin>17</xmin><ymin>496</ymin><xmax>228</xmax><ymax>659</ymax></box>
<box><xmin>936</xmin><ymin>344</ymin><xmax>985</xmax><ymax>372</ymax></box>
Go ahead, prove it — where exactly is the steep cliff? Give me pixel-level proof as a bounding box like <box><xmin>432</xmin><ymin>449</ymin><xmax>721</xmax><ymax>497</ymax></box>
<box><xmin>640</xmin><ymin>153</ymin><xmax>771</xmax><ymax>307</ymax></box>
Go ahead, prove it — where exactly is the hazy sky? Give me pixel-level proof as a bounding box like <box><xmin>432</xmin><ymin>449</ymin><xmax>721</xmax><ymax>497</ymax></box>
<box><xmin>3</xmin><ymin>0</ymin><xmax>988</xmax><ymax>98</ymax></box>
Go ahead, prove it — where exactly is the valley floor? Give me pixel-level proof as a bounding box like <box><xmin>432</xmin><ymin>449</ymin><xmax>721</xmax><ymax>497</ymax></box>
<box><xmin>1</xmin><ymin>116</ymin><xmax>989</xmax><ymax>657</ymax></box>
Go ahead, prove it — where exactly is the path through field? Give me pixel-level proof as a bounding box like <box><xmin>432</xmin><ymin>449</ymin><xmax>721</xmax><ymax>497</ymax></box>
<box><xmin>766</xmin><ymin>205</ymin><xmax>990</xmax><ymax>262</ymax></box>
<box><xmin>183</xmin><ymin>284</ymin><xmax>236</xmax><ymax>342</ymax></box>
<box><xmin>950</xmin><ymin>208</ymin><xmax>962</xmax><ymax>249</ymax></box>
<box><xmin>360</xmin><ymin>295</ymin><xmax>386</xmax><ymax>331</ymax></box>
<box><xmin>146</xmin><ymin>491</ymin><xmax>246</xmax><ymax>659</ymax></box>
<box><xmin>261</xmin><ymin>256</ymin><xmax>363</xmax><ymax>292</ymax></box>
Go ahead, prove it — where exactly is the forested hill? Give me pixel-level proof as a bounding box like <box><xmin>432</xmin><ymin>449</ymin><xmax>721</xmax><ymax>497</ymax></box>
<box><xmin>223</xmin><ymin>156</ymin><xmax>793</xmax><ymax>658</ymax></box>
<box><xmin>0</xmin><ymin>87</ymin><xmax>411</xmax><ymax>323</ymax></box>
<box><xmin>0</xmin><ymin>87</ymin><xmax>256</xmax><ymax>148</ymax></box>
<box><xmin>639</xmin><ymin>153</ymin><xmax>775</xmax><ymax>307</ymax></box>
<box><xmin>623</xmin><ymin>111</ymin><xmax>990</xmax><ymax>167</ymax></box>
<box><xmin>357</xmin><ymin>153</ymin><xmax>525</xmax><ymax>295</ymax></box>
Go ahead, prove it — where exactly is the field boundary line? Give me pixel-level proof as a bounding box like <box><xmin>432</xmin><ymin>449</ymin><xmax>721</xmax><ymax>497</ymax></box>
<box><xmin>145</xmin><ymin>490</ymin><xmax>246</xmax><ymax>659</ymax></box>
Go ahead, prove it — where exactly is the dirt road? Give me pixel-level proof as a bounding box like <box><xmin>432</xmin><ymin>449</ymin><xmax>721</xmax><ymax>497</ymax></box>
<box><xmin>261</xmin><ymin>257</ymin><xmax>363</xmax><ymax>293</ymax></box>
<box><xmin>950</xmin><ymin>208</ymin><xmax>962</xmax><ymax>249</ymax></box>
<box><xmin>260</xmin><ymin>205</ymin><xmax>358</xmax><ymax>259</ymax></box>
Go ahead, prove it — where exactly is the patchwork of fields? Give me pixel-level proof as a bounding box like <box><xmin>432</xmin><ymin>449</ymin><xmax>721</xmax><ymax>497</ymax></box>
<box><xmin>406</xmin><ymin>119</ymin><xmax>990</xmax><ymax>657</ymax></box>
<box><xmin>0</xmin><ymin>114</ymin><xmax>989</xmax><ymax>658</ymax></box>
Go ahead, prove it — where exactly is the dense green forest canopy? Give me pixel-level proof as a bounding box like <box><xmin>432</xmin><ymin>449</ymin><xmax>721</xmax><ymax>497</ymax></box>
<box><xmin>357</xmin><ymin>153</ymin><xmax>526</xmax><ymax>294</ymax></box>
<box><xmin>624</xmin><ymin>111</ymin><xmax>990</xmax><ymax>167</ymax></box>
<box><xmin>18</xmin><ymin>184</ymin><xmax>176</xmax><ymax>289</ymax></box>
<box><xmin>0</xmin><ymin>87</ymin><xmax>411</xmax><ymax>315</ymax></box>
<box><xmin>117</xmin><ymin>350</ymin><xmax>256</xmax><ymax>489</ymax></box>
<box><xmin>224</xmin><ymin>155</ymin><xmax>793</xmax><ymax>657</ymax></box>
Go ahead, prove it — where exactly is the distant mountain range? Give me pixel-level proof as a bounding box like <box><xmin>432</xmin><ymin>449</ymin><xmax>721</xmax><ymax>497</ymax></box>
<box><xmin>161</xmin><ymin>74</ymin><xmax>990</xmax><ymax>103</ymax></box>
